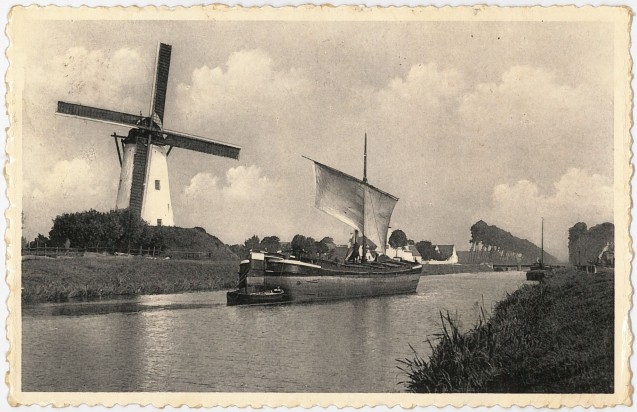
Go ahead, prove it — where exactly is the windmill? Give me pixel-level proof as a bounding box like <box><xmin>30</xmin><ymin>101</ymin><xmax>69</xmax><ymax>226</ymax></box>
<box><xmin>56</xmin><ymin>43</ymin><xmax>241</xmax><ymax>226</ymax></box>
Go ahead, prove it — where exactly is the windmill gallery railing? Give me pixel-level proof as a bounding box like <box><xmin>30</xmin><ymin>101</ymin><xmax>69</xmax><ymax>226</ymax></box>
<box><xmin>21</xmin><ymin>245</ymin><xmax>221</xmax><ymax>260</ymax></box>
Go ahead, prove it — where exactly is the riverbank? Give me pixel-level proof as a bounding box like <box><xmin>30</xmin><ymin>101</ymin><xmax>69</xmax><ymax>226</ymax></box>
<box><xmin>400</xmin><ymin>268</ymin><xmax>614</xmax><ymax>393</ymax></box>
<box><xmin>421</xmin><ymin>263</ymin><xmax>494</xmax><ymax>275</ymax></box>
<box><xmin>22</xmin><ymin>255</ymin><xmax>239</xmax><ymax>303</ymax></box>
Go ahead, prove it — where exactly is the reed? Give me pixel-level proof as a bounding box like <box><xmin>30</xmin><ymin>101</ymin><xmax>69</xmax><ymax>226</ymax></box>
<box><xmin>399</xmin><ymin>268</ymin><xmax>614</xmax><ymax>393</ymax></box>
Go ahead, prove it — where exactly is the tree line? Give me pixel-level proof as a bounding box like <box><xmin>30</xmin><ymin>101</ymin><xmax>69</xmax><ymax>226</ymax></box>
<box><xmin>24</xmin><ymin>209</ymin><xmax>165</xmax><ymax>250</ymax></box>
<box><xmin>231</xmin><ymin>234</ymin><xmax>339</xmax><ymax>261</ymax></box>
<box><xmin>232</xmin><ymin>229</ymin><xmax>447</xmax><ymax>262</ymax></box>
<box><xmin>469</xmin><ymin>220</ymin><xmax>558</xmax><ymax>264</ymax></box>
<box><xmin>568</xmin><ymin>222</ymin><xmax>614</xmax><ymax>266</ymax></box>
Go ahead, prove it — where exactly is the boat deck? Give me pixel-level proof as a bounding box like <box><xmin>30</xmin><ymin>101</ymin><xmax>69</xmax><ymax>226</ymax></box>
<box><xmin>273</xmin><ymin>256</ymin><xmax>421</xmax><ymax>274</ymax></box>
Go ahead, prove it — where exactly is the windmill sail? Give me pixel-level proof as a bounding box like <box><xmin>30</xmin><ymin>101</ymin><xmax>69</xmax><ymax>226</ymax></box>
<box><xmin>149</xmin><ymin>43</ymin><xmax>172</xmax><ymax>126</ymax></box>
<box><xmin>309</xmin><ymin>159</ymin><xmax>398</xmax><ymax>255</ymax></box>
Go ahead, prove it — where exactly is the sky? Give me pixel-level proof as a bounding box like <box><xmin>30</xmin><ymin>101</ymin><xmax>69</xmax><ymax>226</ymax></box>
<box><xmin>18</xmin><ymin>19</ymin><xmax>615</xmax><ymax>261</ymax></box>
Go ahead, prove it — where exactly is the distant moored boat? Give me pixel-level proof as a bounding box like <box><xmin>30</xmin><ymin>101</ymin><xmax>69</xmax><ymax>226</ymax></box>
<box><xmin>526</xmin><ymin>217</ymin><xmax>553</xmax><ymax>281</ymax></box>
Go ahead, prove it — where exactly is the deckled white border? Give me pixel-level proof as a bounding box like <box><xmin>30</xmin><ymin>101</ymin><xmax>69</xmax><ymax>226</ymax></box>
<box><xmin>0</xmin><ymin>1</ymin><xmax>637</xmax><ymax>410</ymax></box>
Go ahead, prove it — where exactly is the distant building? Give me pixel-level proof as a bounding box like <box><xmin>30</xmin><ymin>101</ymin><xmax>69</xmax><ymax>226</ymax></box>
<box><xmin>408</xmin><ymin>245</ymin><xmax>422</xmax><ymax>263</ymax></box>
<box><xmin>425</xmin><ymin>245</ymin><xmax>458</xmax><ymax>265</ymax></box>
<box><xmin>385</xmin><ymin>244</ymin><xmax>422</xmax><ymax>263</ymax></box>
<box><xmin>385</xmin><ymin>228</ymin><xmax>423</xmax><ymax>263</ymax></box>
<box><xmin>597</xmin><ymin>241</ymin><xmax>615</xmax><ymax>267</ymax></box>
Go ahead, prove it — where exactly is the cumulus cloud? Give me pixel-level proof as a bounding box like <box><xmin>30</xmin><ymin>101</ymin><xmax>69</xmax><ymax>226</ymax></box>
<box><xmin>23</xmin><ymin>158</ymin><xmax>118</xmax><ymax>239</ymax></box>
<box><xmin>173</xmin><ymin>49</ymin><xmax>312</xmax><ymax>140</ymax></box>
<box><xmin>177</xmin><ymin>165</ymin><xmax>296</xmax><ymax>243</ymax></box>
<box><xmin>457</xmin><ymin>65</ymin><xmax>612</xmax><ymax>183</ymax></box>
<box><xmin>29</xmin><ymin>46</ymin><xmax>150</xmax><ymax>114</ymax></box>
<box><xmin>479</xmin><ymin>168</ymin><xmax>613</xmax><ymax>261</ymax></box>
<box><xmin>374</xmin><ymin>63</ymin><xmax>465</xmax><ymax>117</ymax></box>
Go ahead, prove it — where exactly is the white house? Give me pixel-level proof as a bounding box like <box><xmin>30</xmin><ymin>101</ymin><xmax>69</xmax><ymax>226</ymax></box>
<box><xmin>425</xmin><ymin>245</ymin><xmax>459</xmax><ymax>265</ymax></box>
<box><xmin>385</xmin><ymin>228</ymin><xmax>423</xmax><ymax>263</ymax></box>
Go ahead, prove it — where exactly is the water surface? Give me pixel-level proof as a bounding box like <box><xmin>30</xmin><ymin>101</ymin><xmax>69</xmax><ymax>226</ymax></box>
<box><xmin>22</xmin><ymin>271</ymin><xmax>529</xmax><ymax>392</ymax></box>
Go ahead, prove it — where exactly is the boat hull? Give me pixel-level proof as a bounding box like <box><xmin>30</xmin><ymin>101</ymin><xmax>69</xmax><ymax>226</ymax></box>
<box><xmin>526</xmin><ymin>269</ymin><xmax>551</xmax><ymax>281</ymax></box>
<box><xmin>228</xmin><ymin>253</ymin><xmax>422</xmax><ymax>305</ymax></box>
<box><xmin>226</xmin><ymin>290</ymin><xmax>288</xmax><ymax>306</ymax></box>
<box><xmin>263</xmin><ymin>271</ymin><xmax>421</xmax><ymax>303</ymax></box>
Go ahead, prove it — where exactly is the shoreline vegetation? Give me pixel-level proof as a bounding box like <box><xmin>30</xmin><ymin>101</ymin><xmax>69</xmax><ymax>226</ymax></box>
<box><xmin>21</xmin><ymin>255</ymin><xmax>239</xmax><ymax>303</ymax></box>
<box><xmin>22</xmin><ymin>255</ymin><xmax>496</xmax><ymax>304</ymax></box>
<box><xmin>399</xmin><ymin>268</ymin><xmax>614</xmax><ymax>393</ymax></box>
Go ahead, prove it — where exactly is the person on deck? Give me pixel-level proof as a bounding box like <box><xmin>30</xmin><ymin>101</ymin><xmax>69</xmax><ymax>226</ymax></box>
<box><xmin>347</xmin><ymin>230</ymin><xmax>360</xmax><ymax>263</ymax></box>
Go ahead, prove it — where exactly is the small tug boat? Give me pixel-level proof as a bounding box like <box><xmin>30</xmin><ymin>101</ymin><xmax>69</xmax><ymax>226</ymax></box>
<box><xmin>226</xmin><ymin>287</ymin><xmax>287</xmax><ymax>306</ymax></box>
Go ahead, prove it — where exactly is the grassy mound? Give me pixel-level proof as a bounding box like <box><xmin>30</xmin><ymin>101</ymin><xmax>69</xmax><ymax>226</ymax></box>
<box><xmin>22</xmin><ymin>256</ymin><xmax>239</xmax><ymax>303</ymax></box>
<box><xmin>399</xmin><ymin>268</ymin><xmax>614</xmax><ymax>393</ymax></box>
<box><xmin>153</xmin><ymin>226</ymin><xmax>238</xmax><ymax>260</ymax></box>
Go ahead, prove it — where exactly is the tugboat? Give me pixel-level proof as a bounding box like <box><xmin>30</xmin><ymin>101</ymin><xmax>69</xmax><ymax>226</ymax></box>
<box><xmin>526</xmin><ymin>217</ymin><xmax>553</xmax><ymax>281</ymax></box>
<box><xmin>226</xmin><ymin>286</ymin><xmax>287</xmax><ymax>306</ymax></box>
<box><xmin>226</xmin><ymin>252</ymin><xmax>289</xmax><ymax>306</ymax></box>
<box><xmin>226</xmin><ymin>134</ymin><xmax>422</xmax><ymax>306</ymax></box>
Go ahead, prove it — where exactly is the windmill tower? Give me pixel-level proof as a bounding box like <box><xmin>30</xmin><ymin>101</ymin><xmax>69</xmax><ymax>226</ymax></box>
<box><xmin>56</xmin><ymin>43</ymin><xmax>241</xmax><ymax>226</ymax></box>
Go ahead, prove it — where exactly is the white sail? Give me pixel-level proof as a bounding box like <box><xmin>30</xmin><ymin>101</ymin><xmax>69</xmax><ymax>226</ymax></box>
<box><xmin>311</xmin><ymin>159</ymin><xmax>398</xmax><ymax>255</ymax></box>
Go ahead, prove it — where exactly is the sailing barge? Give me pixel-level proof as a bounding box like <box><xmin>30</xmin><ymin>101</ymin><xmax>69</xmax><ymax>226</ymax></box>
<box><xmin>227</xmin><ymin>135</ymin><xmax>422</xmax><ymax>305</ymax></box>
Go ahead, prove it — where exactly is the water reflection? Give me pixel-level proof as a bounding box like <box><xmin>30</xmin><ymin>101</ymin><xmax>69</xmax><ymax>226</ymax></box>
<box><xmin>22</xmin><ymin>272</ymin><xmax>530</xmax><ymax>392</ymax></box>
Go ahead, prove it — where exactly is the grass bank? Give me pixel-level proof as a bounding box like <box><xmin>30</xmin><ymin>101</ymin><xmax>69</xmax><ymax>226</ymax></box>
<box><xmin>421</xmin><ymin>263</ymin><xmax>494</xmax><ymax>275</ymax></box>
<box><xmin>400</xmin><ymin>268</ymin><xmax>614</xmax><ymax>393</ymax></box>
<box><xmin>22</xmin><ymin>255</ymin><xmax>239</xmax><ymax>303</ymax></box>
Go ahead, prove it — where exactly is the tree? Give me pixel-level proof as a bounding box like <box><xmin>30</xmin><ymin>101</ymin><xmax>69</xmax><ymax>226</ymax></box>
<box><xmin>568</xmin><ymin>222</ymin><xmax>588</xmax><ymax>243</ymax></box>
<box><xmin>291</xmin><ymin>234</ymin><xmax>307</xmax><ymax>258</ymax></box>
<box><xmin>319</xmin><ymin>236</ymin><xmax>335</xmax><ymax>246</ymax></box>
<box><xmin>244</xmin><ymin>235</ymin><xmax>260</xmax><ymax>251</ymax></box>
<box><xmin>316</xmin><ymin>239</ymin><xmax>330</xmax><ymax>260</ymax></box>
<box><xmin>389</xmin><ymin>229</ymin><xmax>408</xmax><ymax>249</ymax></box>
<box><xmin>260</xmin><ymin>236</ymin><xmax>281</xmax><ymax>252</ymax></box>
<box><xmin>229</xmin><ymin>244</ymin><xmax>248</xmax><ymax>259</ymax></box>
<box><xmin>568</xmin><ymin>222</ymin><xmax>614</xmax><ymax>266</ymax></box>
<box><xmin>46</xmin><ymin>208</ymin><xmax>164</xmax><ymax>251</ymax></box>
<box><xmin>30</xmin><ymin>233</ymin><xmax>50</xmax><ymax>248</ymax></box>
<box><xmin>415</xmin><ymin>240</ymin><xmax>438</xmax><ymax>260</ymax></box>
<box><xmin>305</xmin><ymin>237</ymin><xmax>317</xmax><ymax>261</ymax></box>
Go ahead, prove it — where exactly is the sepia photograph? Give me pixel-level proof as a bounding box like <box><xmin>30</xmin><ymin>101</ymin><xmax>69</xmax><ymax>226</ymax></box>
<box><xmin>5</xmin><ymin>4</ymin><xmax>632</xmax><ymax>407</ymax></box>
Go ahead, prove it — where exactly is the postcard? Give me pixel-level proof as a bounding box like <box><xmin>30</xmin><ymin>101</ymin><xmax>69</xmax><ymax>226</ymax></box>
<box><xmin>5</xmin><ymin>4</ymin><xmax>633</xmax><ymax>408</ymax></box>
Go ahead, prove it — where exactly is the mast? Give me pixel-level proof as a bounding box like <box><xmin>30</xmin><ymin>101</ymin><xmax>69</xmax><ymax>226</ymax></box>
<box><xmin>363</xmin><ymin>133</ymin><xmax>368</xmax><ymax>184</ymax></box>
<box><xmin>541</xmin><ymin>217</ymin><xmax>544</xmax><ymax>267</ymax></box>
<box><xmin>361</xmin><ymin>133</ymin><xmax>367</xmax><ymax>262</ymax></box>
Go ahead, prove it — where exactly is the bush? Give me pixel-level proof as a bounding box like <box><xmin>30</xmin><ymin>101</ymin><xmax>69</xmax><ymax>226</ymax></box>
<box><xmin>48</xmin><ymin>208</ymin><xmax>163</xmax><ymax>250</ymax></box>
